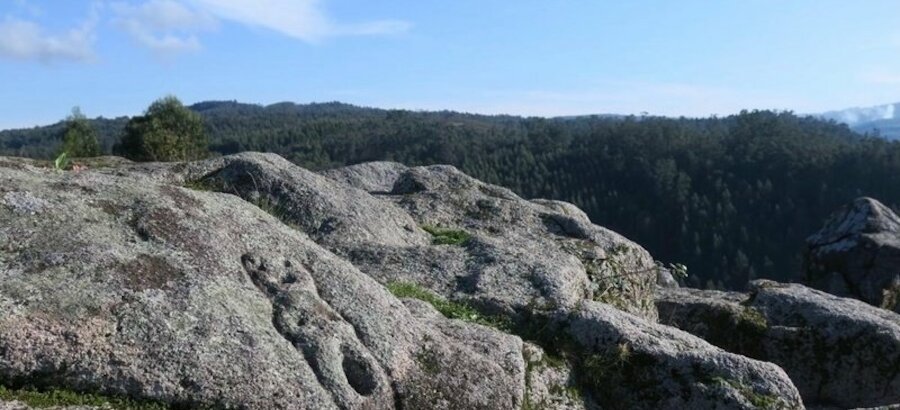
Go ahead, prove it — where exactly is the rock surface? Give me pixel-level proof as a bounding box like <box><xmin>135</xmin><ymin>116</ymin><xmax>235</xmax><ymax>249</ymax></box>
<box><xmin>564</xmin><ymin>300</ymin><xmax>802</xmax><ymax>409</ymax></box>
<box><xmin>658</xmin><ymin>280</ymin><xmax>900</xmax><ymax>408</ymax></box>
<box><xmin>805</xmin><ymin>197</ymin><xmax>900</xmax><ymax>313</ymax></box>
<box><xmin>0</xmin><ymin>153</ymin><xmax>806</xmax><ymax>409</ymax></box>
<box><xmin>0</xmin><ymin>155</ymin><xmax>521</xmax><ymax>409</ymax></box>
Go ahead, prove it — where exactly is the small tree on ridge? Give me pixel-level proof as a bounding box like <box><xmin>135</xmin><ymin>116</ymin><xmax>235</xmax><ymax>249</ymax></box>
<box><xmin>116</xmin><ymin>96</ymin><xmax>209</xmax><ymax>162</ymax></box>
<box><xmin>60</xmin><ymin>107</ymin><xmax>101</xmax><ymax>158</ymax></box>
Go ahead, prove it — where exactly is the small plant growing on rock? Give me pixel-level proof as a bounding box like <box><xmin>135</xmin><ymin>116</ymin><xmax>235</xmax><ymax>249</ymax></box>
<box><xmin>421</xmin><ymin>225</ymin><xmax>471</xmax><ymax>246</ymax></box>
<box><xmin>182</xmin><ymin>179</ymin><xmax>216</xmax><ymax>192</ymax></box>
<box><xmin>386</xmin><ymin>281</ymin><xmax>510</xmax><ymax>330</ymax></box>
<box><xmin>710</xmin><ymin>377</ymin><xmax>785</xmax><ymax>409</ymax></box>
<box><xmin>53</xmin><ymin>152</ymin><xmax>70</xmax><ymax>171</ymax></box>
<box><xmin>0</xmin><ymin>385</ymin><xmax>167</xmax><ymax>409</ymax></box>
<box><xmin>667</xmin><ymin>262</ymin><xmax>689</xmax><ymax>280</ymax></box>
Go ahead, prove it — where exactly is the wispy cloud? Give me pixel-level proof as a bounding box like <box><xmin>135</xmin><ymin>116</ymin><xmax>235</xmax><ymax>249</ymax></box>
<box><xmin>0</xmin><ymin>13</ymin><xmax>96</xmax><ymax>63</ymax></box>
<box><xmin>111</xmin><ymin>0</ymin><xmax>217</xmax><ymax>55</ymax></box>
<box><xmin>188</xmin><ymin>0</ymin><xmax>411</xmax><ymax>43</ymax></box>
<box><xmin>2</xmin><ymin>0</ymin><xmax>410</xmax><ymax>62</ymax></box>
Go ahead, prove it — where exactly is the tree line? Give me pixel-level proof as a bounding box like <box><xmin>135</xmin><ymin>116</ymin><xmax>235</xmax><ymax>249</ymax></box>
<box><xmin>2</xmin><ymin>99</ymin><xmax>897</xmax><ymax>290</ymax></box>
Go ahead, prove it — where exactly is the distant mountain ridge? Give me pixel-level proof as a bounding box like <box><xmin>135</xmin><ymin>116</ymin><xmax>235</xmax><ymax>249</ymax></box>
<box><xmin>818</xmin><ymin>102</ymin><xmax>900</xmax><ymax>139</ymax></box>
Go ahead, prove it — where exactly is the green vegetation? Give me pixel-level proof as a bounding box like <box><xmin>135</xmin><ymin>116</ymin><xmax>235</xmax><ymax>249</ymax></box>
<box><xmin>881</xmin><ymin>284</ymin><xmax>900</xmax><ymax>311</ymax></box>
<box><xmin>60</xmin><ymin>107</ymin><xmax>101</xmax><ymax>158</ymax></box>
<box><xmin>0</xmin><ymin>385</ymin><xmax>168</xmax><ymax>409</ymax></box>
<box><xmin>53</xmin><ymin>152</ymin><xmax>70</xmax><ymax>171</ymax></box>
<box><xmin>250</xmin><ymin>196</ymin><xmax>298</xmax><ymax>227</ymax></box>
<box><xmin>567</xmin><ymin>241</ymin><xmax>657</xmax><ymax>316</ymax></box>
<box><xmin>738</xmin><ymin>306</ymin><xmax>768</xmax><ymax>335</ymax></box>
<box><xmin>386</xmin><ymin>281</ymin><xmax>510</xmax><ymax>330</ymax></box>
<box><xmin>581</xmin><ymin>343</ymin><xmax>633</xmax><ymax>388</ymax></box>
<box><xmin>182</xmin><ymin>179</ymin><xmax>216</xmax><ymax>192</ymax></box>
<box><xmin>5</xmin><ymin>101</ymin><xmax>900</xmax><ymax>289</ymax></box>
<box><xmin>421</xmin><ymin>225</ymin><xmax>471</xmax><ymax>246</ymax></box>
<box><xmin>667</xmin><ymin>262</ymin><xmax>689</xmax><ymax>280</ymax></box>
<box><xmin>115</xmin><ymin>96</ymin><xmax>209</xmax><ymax>162</ymax></box>
<box><xmin>711</xmin><ymin>377</ymin><xmax>785</xmax><ymax>409</ymax></box>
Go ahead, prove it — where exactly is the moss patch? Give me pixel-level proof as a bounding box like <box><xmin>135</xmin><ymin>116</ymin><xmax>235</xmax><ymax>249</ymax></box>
<box><xmin>579</xmin><ymin>346</ymin><xmax>661</xmax><ymax>408</ymax></box>
<box><xmin>737</xmin><ymin>306</ymin><xmax>768</xmax><ymax>335</ymax></box>
<box><xmin>421</xmin><ymin>225</ymin><xmax>471</xmax><ymax>246</ymax></box>
<box><xmin>182</xmin><ymin>179</ymin><xmax>217</xmax><ymax>192</ymax></box>
<box><xmin>881</xmin><ymin>283</ymin><xmax>900</xmax><ymax>311</ymax></box>
<box><xmin>0</xmin><ymin>385</ymin><xmax>168</xmax><ymax>409</ymax></box>
<box><xmin>386</xmin><ymin>281</ymin><xmax>510</xmax><ymax>330</ymax></box>
<box><xmin>711</xmin><ymin>377</ymin><xmax>786</xmax><ymax>409</ymax></box>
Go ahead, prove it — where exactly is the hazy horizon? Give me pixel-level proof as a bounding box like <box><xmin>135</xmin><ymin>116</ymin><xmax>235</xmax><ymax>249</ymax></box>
<box><xmin>3</xmin><ymin>1</ymin><xmax>900</xmax><ymax>129</ymax></box>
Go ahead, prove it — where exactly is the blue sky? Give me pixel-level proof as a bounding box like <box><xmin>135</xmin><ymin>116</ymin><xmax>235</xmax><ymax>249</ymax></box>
<box><xmin>2</xmin><ymin>0</ymin><xmax>900</xmax><ymax>129</ymax></box>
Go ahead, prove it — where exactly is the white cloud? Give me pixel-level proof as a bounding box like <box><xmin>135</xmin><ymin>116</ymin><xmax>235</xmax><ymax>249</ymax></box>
<box><xmin>110</xmin><ymin>0</ymin><xmax>410</xmax><ymax>55</ymax></box>
<box><xmin>0</xmin><ymin>15</ymin><xmax>96</xmax><ymax>63</ymax></box>
<box><xmin>188</xmin><ymin>0</ymin><xmax>411</xmax><ymax>42</ymax></box>
<box><xmin>111</xmin><ymin>0</ymin><xmax>217</xmax><ymax>55</ymax></box>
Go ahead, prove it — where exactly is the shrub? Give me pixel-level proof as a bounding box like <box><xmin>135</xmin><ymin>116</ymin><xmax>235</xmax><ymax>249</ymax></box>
<box><xmin>60</xmin><ymin>107</ymin><xmax>101</xmax><ymax>158</ymax></box>
<box><xmin>115</xmin><ymin>96</ymin><xmax>208</xmax><ymax>162</ymax></box>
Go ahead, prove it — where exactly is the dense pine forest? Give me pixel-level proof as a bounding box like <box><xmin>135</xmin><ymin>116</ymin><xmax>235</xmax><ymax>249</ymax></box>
<box><xmin>3</xmin><ymin>101</ymin><xmax>899</xmax><ymax>290</ymax></box>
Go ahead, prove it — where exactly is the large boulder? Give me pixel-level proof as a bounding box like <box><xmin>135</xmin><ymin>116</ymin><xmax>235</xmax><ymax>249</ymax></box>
<box><xmin>804</xmin><ymin>197</ymin><xmax>900</xmax><ymax>313</ymax></box>
<box><xmin>657</xmin><ymin>281</ymin><xmax>900</xmax><ymax>408</ymax></box>
<box><xmin>321</xmin><ymin>161</ymin><xmax>659</xmax><ymax>320</ymax></box>
<box><xmin>0</xmin><ymin>156</ymin><xmax>523</xmax><ymax>409</ymax></box>
<box><xmin>563</xmin><ymin>301</ymin><xmax>802</xmax><ymax>409</ymax></box>
<box><xmin>0</xmin><ymin>153</ymin><xmax>805</xmax><ymax>409</ymax></box>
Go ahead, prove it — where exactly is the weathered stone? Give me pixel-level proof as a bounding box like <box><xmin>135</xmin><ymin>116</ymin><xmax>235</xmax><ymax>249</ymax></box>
<box><xmin>0</xmin><ymin>153</ymin><xmax>810</xmax><ymax>409</ymax></box>
<box><xmin>805</xmin><ymin>197</ymin><xmax>900</xmax><ymax>313</ymax></box>
<box><xmin>566</xmin><ymin>301</ymin><xmax>803</xmax><ymax>410</ymax></box>
<box><xmin>521</xmin><ymin>342</ymin><xmax>596</xmax><ymax>410</ymax></box>
<box><xmin>658</xmin><ymin>281</ymin><xmax>900</xmax><ymax>408</ymax></box>
<box><xmin>321</xmin><ymin>161</ymin><xmax>659</xmax><ymax>320</ymax></box>
<box><xmin>0</xmin><ymin>156</ymin><xmax>524</xmax><ymax>409</ymax></box>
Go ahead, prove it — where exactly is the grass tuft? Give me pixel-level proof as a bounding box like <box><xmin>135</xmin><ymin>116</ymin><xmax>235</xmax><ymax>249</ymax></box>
<box><xmin>0</xmin><ymin>385</ymin><xmax>168</xmax><ymax>409</ymax></box>
<box><xmin>421</xmin><ymin>225</ymin><xmax>471</xmax><ymax>246</ymax></box>
<box><xmin>711</xmin><ymin>377</ymin><xmax>785</xmax><ymax>409</ymax></box>
<box><xmin>386</xmin><ymin>281</ymin><xmax>510</xmax><ymax>330</ymax></box>
<box><xmin>182</xmin><ymin>179</ymin><xmax>216</xmax><ymax>192</ymax></box>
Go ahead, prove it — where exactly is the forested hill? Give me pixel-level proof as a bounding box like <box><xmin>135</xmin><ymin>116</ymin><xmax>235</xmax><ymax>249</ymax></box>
<box><xmin>4</xmin><ymin>101</ymin><xmax>900</xmax><ymax>290</ymax></box>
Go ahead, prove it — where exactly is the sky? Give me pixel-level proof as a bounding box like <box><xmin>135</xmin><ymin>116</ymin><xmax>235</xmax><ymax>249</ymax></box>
<box><xmin>2</xmin><ymin>0</ymin><xmax>900</xmax><ymax>129</ymax></box>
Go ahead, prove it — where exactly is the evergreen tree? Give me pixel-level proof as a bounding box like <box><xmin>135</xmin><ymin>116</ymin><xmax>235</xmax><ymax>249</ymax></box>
<box><xmin>116</xmin><ymin>96</ymin><xmax>208</xmax><ymax>162</ymax></box>
<box><xmin>60</xmin><ymin>107</ymin><xmax>100</xmax><ymax>158</ymax></box>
